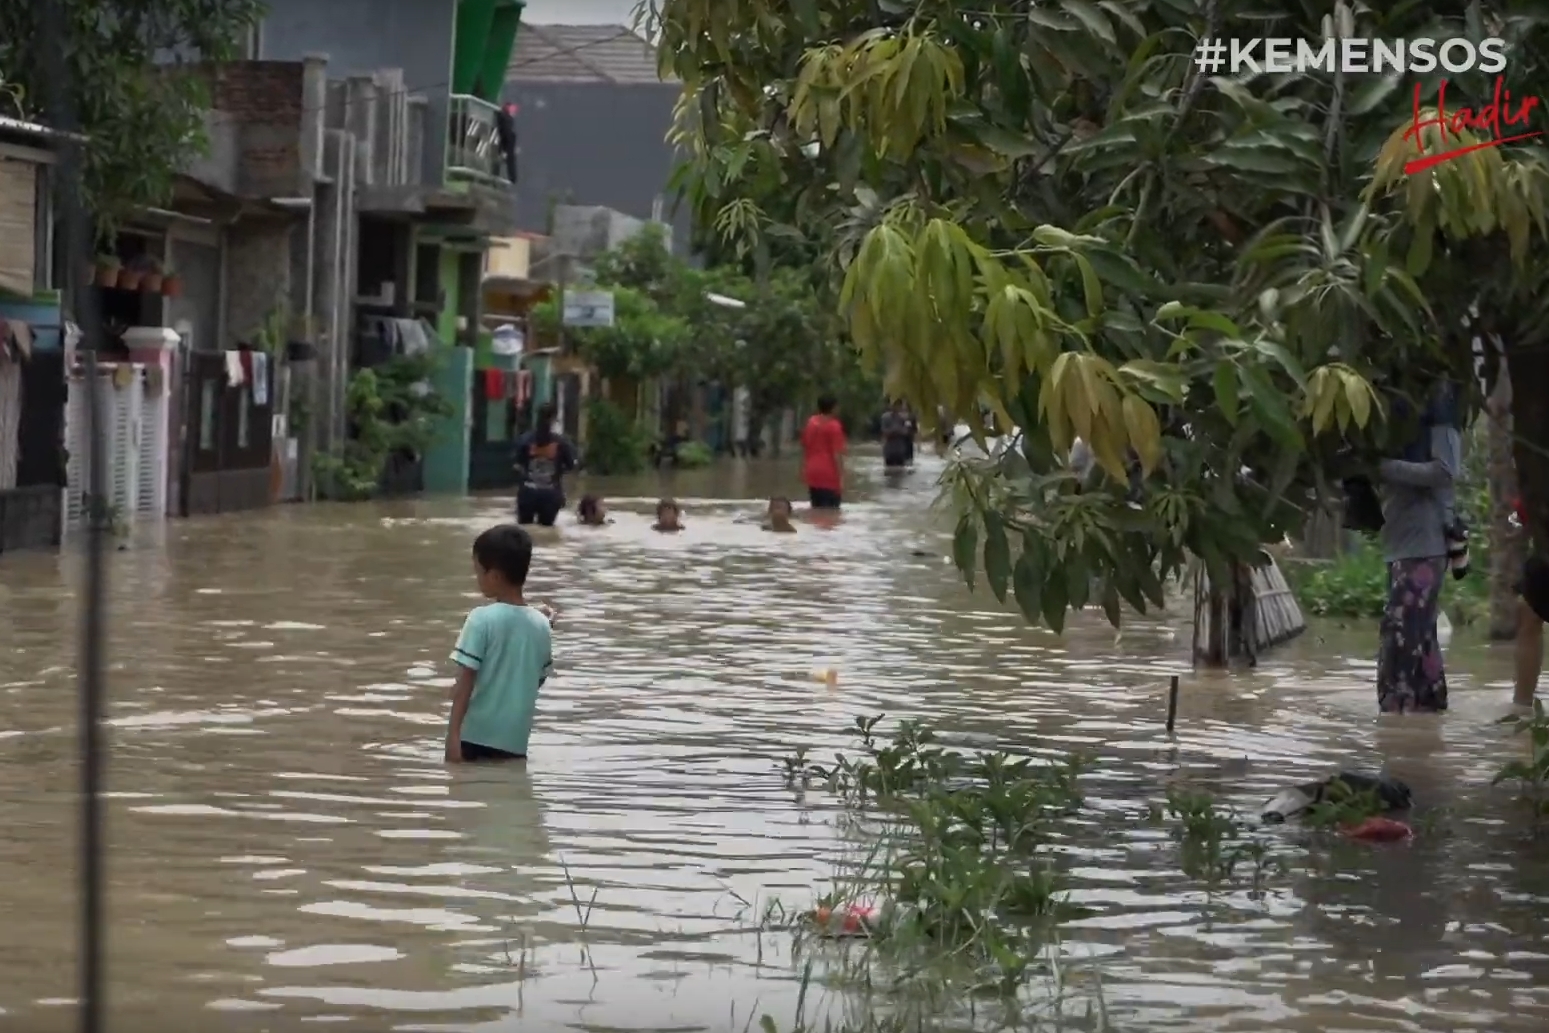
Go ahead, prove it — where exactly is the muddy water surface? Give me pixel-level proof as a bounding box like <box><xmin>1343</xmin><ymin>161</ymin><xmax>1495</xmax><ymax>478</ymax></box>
<box><xmin>1</xmin><ymin>451</ymin><xmax>1547</xmax><ymax>1031</ymax></box>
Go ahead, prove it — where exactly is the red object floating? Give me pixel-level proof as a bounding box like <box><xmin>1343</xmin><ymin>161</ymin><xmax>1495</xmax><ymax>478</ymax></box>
<box><xmin>1342</xmin><ymin>816</ymin><xmax>1414</xmax><ymax>843</ymax></box>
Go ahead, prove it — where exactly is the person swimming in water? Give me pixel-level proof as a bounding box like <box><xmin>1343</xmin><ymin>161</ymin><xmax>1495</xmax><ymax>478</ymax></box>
<box><xmin>763</xmin><ymin>496</ymin><xmax>796</xmax><ymax>532</ymax></box>
<box><xmin>576</xmin><ymin>495</ymin><xmax>610</xmax><ymax>526</ymax></box>
<box><xmin>652</xmin><ymin>499</ymin><xmax>684</xmax><ymax>532</ymax></box>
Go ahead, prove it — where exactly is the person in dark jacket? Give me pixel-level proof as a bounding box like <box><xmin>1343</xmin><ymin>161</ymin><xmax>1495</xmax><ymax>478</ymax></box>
<box><xmin>513</xmin><ymin>403</ymin><xmax>576</xmax><ymax>527</ymax></box>
<box><xmin>880</xmin><ymin>400</ymin><xmax>914</xmax><ymax>469</ymax></box>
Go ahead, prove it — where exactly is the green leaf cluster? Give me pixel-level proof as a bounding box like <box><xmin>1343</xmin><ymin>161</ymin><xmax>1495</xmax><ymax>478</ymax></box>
<box><xmin>531</xmin><ymin>224</ymin><xmax>876</xmax><ymax>429</ymax></box>
<box><xmin>314</xmin><ymin>350</ymin><xmax>454</xmax><ymax>501</ymax></box>
<box><xmin>1</xmin><ymin>0</ymin><xmax>266</xmax><ymax>240</ymax></box>
<box><xmin>651</xmin><ymin>0</ymin><xmax>1549</xmax><ymax>629</ymax></box>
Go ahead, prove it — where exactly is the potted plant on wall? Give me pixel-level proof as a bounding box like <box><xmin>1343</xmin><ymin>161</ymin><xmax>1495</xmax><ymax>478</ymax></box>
<box><xmin>161</xmin><ymin>265</ymin><xmax>182</xmax><ymax>298</ymax></box>
<box><xmin>140</xmin><ymin>257</ymin><xmax>163</xmax><ymax>294</ymax></box>
<box><xmin>116</xmin><ymin>260</ymin><xmax>144</xmax><ymax>291</ymax></box>
<box><xmin>93</xmin><ymin>254</ymin><xmax>120</xmax><ymax>287</ymax></box>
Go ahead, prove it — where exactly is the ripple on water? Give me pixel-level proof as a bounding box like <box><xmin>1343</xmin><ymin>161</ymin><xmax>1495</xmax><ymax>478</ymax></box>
<box><xmin>1</xmin><ymin>461</ymin><xmax>1547</xmax><ymax>1030</ymax></box>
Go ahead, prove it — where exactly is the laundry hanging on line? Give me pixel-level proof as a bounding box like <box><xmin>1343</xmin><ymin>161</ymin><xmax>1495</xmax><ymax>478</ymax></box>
<box><xmin>3</xmin><ymin>319</ymin><xmax>34</xmax><ymax>360</ymax></box>
<box><xmin>251</xmin><ymin>353</ymin><xmax>269</xmax><ymax>405</ymax></box>
<box><xmin>224</xmin><ymin>351</ymin><xmax>245</xmax><ymax>386</ymax></box>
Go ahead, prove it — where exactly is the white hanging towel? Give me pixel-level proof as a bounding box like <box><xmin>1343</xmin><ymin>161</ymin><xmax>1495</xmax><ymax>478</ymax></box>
<box><xmin>224</xmin><ymin>350</ymin><xmax>245</xmax><ymax>386</ymax></box>
<box><xmin>251</xmin><ymin>353</ymin><xmax>268</xmax><ymax>405</ymax></box>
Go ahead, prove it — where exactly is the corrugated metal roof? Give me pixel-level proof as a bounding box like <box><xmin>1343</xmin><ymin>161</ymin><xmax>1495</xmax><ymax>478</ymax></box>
<box><xmin>507</xmin><ymin>24</ymin><xmax>675</xmax><ymax>85</ymax></box>
<box><xmin>0</xmin><ymin>115</ymin><xmax>66</xmax><ymax>141</ymax></box>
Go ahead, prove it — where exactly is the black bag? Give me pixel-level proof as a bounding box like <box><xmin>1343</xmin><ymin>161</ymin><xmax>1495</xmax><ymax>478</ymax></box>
<box><xmin>1342</xmin><ymin>476</ymin><xmax>1385</xmax><ymax>533</ymax></box>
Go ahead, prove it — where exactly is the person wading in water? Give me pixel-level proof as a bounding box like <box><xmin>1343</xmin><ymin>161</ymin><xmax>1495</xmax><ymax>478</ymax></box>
<box><xmin>801</xmin><ymin>395</ymin><xmax>847</xmax><ymax>509</ymax></box>
<box><xmin>513</xmin><ymin>402</ymin><xmax>577</xmax><ymax>527</ymax></box>
<box><xmin>1374</xmin><ymin>382</ymin><xmax>1462</xmax><ymax>714</ymax></box>
<box><xmin>880</xmin><ymin>400</ymin><xmax>914</xmax><ymax>471</ymax></box>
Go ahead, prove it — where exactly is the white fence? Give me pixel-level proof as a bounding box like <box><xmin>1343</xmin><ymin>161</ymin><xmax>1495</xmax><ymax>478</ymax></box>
<box><xmin>63</xmin><ymin>363</ymin><xmax>168</xmax><ymax>530</ymax></box>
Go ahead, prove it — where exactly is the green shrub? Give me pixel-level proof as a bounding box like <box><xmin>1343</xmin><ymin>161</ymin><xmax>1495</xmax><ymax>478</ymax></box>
<box><xmin>1289</xmin><ymin>534</ymin><xmax>1488</xmax><ymax>620</ymax></box>
<box><xmin>581</xmin><ymin>398</ymin><xmax>652</xmax><ymax>475</ymax></box>
<box><xmin>674</xmin><ymin>440</ymin><xmax>714</xmax><ymax>468</ymax></box>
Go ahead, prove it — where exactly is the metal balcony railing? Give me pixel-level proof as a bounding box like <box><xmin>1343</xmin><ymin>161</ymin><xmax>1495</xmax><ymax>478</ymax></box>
<box><xmin>446</xmin><ymin>93</ymin><xmax>515</xmax><ymax>186</ymax></box>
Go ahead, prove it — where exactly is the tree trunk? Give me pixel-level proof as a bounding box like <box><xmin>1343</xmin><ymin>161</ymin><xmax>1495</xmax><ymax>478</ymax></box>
<box><xmin>1301</xmin><ymin>498</ymin><xmax>1344</xmax><ymax>558</ymax></box>
<box><xmin>1486</xmin><ymin>359</ymin><xmax>1524</xmax><ymax>639</ymax></box>
<box><xmin>1505</xmin><ymin>341</ymin><xmax>1549</xmax><ymax>563</ymax></box>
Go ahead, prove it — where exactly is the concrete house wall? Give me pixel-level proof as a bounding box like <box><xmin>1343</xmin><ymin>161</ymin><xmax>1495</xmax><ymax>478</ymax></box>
<box><xmin>501</xmin><ymin>81</ymin><xmax>688</xmax><ymax>248</ymax></box>
<box><xmin>503</xmin><ymin>24</ymin><xmax>692</xmax><ymax>252</ymax></box>
<box><xmin>256</xmin><ymin>0</ymin><xmax>457</xmax><ymax>188</ymax></box>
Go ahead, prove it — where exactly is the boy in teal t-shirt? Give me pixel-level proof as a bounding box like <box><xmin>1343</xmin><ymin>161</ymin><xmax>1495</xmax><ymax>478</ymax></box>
<box><xmin>446</xmin><ymin>525</ymin><xmax>555</xmax><ymax>762</ymax></box>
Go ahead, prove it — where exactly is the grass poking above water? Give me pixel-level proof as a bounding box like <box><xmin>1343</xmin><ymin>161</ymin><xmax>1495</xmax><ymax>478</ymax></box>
<box><xmin>764</xmin><ymin>715</ymin><xmax>1426</xmax><ymax>1032</ymax></box>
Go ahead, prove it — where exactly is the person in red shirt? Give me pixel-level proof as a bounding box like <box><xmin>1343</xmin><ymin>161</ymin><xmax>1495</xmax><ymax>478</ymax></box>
<box><xmin>1514</xmin><ymin>495</ymin><xmax>1546</xmax><ymax>706</ymax></box>
<box><xmin>801</xmin><ymin>395</ymin><xmax>848</xmax><ymax>509</ymax></box>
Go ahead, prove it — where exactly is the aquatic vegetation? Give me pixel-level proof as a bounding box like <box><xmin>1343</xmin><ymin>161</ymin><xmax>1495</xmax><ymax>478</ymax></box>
<box><xmin>1160</xmin><ymin>788</ymin><xmax>1284</xmax><ymax>891</ymax></box>
<box><xmin>1298</xmin><ymin>781</ymin><xmax>1390</xmax><ymax>830</ymax></box>
<box><xmin>774</xmin><ymin>716</ymin><xmax>1112</xmax><ymax>1017</ymax></box>
<box><xmin>1494</xmin><ymin>701</ymin><xmax>1549</xmax><ymax>816</ymax></box>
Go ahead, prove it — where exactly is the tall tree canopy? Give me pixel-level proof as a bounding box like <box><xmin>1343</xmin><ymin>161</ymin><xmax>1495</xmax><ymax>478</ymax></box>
<box><xmin>1</xmin><ymin>0</ymin><xmax>265</xmax><ymax>238</ymax></box>
<box><xmin>649</xmin><ymin>0</ymin><xmax>1549</xmax><ymax>630</ymax></box>
<box><xmin>531</xmin><ymin>226</ymin><xmax>876</xmax><ymax>430</ymax></box>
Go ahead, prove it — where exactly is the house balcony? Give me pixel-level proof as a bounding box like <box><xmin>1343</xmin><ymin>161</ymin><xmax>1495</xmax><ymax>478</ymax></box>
<box><xmin>447</xmin><ymin>93</ymin><xmax>515</xmax><ymax>187</ymax></box>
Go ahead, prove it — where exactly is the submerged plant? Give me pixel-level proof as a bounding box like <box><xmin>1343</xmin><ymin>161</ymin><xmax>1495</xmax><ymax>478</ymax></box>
<box><xmin>778</xmin><ymin>716</ymin><xmax>1094</xmax><ymax>1001</ymax></box>
<box><xmin>1299</xmin><ymin>782</ymin><xmax>1388</xmax><ymax>830</ymax></box>
<box><xmin>1494</xmin><ymin>701</ymin><xmax>1549</xmax><ymax>816</ymax></box>
<box><xmin>1162</xmin><ymin>788</ymin><xmax>1284</xmax><ymax>890</ymax></box>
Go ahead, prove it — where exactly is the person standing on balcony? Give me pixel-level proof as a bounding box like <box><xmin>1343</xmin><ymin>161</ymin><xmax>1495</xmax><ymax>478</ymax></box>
<box><xmin>496</xmin><ymin>103</ymin><xmax>518</xmax><ymax>183</ymax></box>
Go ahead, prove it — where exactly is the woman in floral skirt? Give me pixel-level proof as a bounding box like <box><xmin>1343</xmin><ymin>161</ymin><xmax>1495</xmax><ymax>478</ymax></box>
<box><xmin>1375</xmin><ymin>386</ymin><xmax>1463</xmax><ymax>713</ymax></box>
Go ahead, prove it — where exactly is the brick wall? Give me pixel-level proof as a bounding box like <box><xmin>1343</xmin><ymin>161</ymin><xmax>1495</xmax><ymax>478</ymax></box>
<box><xmin>225</xmin><ymin>220</ymin><xmax>294</xmax><ymax>348</ymax></box>
<box><xmin>206</xmin><ymin>61</ymin><xmax>304</xmax><ymax>125</ymax></box>
<box><xmin>192</xmin><ymin>61</ymin><xmax>307</xmax><ymax>197</ymax></box>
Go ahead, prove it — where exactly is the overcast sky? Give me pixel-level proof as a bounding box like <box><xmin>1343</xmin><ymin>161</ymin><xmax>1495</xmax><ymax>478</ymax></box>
<box><xmin>521</xmin><ymin>0</ymin><xmax>642</xmax><ymax>26</ymax></box>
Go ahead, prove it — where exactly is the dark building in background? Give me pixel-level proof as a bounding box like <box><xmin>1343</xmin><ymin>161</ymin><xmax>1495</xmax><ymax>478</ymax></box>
<box><xmin>503</xmin><ymin>24</ymin><xmax>692</xmax><ymax>252</ymax></box>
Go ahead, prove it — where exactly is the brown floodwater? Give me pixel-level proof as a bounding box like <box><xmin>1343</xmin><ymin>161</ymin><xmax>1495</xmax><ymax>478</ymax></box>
<box><xmin>1</xmin><ymin>449</ymin><xmax>1547</xmax><ymax>1032</ymax></box>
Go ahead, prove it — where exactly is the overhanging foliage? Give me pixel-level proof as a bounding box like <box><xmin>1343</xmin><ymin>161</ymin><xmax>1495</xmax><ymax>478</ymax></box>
<box><xmin>648</xmin><ymin>0</ymin><xmax>1549</xmax><ymax>630</ymax></box>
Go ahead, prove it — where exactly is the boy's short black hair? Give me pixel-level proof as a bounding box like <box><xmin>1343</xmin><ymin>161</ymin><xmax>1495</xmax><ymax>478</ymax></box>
<box><xmin>817</xmin><ymin>395</ymin><xmax>837</xmax><ymax>414</ymax></box>
<box><xmin>577</xmin><ymin>494</ymin><xmax>600</xmax><ymax>519</ymax></box>
<box><xmin>473</xmin><ymin>524</ymin><xmax>533</xmax><ymax>586</ymax></box>
<box><xmin>656</xmin><ymin>498</ymin><xmax>678</xmax><ymax>517</ymax></box>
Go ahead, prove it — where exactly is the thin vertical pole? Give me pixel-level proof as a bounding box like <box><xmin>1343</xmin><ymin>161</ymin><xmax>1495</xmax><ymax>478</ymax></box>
<box><xmin>79</xmin><ymin>353</ymin><xmax>106</xmax><ymax>1033</ymax></box>
<box><xmin>1165</xmin><ymin>674</ymin><xmax>1180</xmax><ymax>734</ymax></box>
<box><xmin>33</xmin><ymin>3</ymin><xmax>108</xmax><ymax>1031</ymax></box>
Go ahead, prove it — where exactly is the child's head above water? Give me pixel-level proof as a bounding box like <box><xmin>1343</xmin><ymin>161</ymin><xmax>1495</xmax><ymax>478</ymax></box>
<box><xmin>765</xmin><ymin>496</ymin><xmax>795</xmax><ymax>531</ymax></box>
<box><xmin>577</xmin><ymin>495</ymin><xmax>607</xmax><ymax>525</ymax></box>
<box><xmin>653</xmin><ymin>498</ymin><xmax>682</xmax><ymax>531</ymax></box>
<box><xmin>472</xmin><ymin>524</ymin><xmax>533</xmax><ymax>599</ymax></box>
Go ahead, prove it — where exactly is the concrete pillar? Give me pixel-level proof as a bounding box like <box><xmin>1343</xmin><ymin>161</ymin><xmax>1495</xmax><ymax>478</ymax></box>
<box><xmin>346</xmin><ymin>76</ymin><xmax>377</xmax><ymax>187</ymax></box>
<box><xmin>301</xmin><ymin>53</ymin><xmax>328</xmax><ymax>182</ymax></box>
<box><xmin>122</xmin><ymin>327</ymin><xmax>179</xmax><ymax>516</ymax></box>
<box><xmin>314</xmin><ymin>130</ymin><xmax>347</xmax><ymax>457</ymax></box>
<box><xmin>406</xmin><ymin>97</ymin><xmax>428</xmax><ymax>186</ymax></box>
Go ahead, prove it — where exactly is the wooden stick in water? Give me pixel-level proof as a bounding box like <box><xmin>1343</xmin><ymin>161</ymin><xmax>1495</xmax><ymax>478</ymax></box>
<box><xmin>1165</xmin><ymin>674</ymin><xmax>1180</xmax><ymax>734</ymax></box>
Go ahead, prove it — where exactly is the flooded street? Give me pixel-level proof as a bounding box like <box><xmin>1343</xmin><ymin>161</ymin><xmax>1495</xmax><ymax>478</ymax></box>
<box><xmin>2</xmin><ymin>449</ymin><xmax>1548</xmax><ymax>1032</ymax></box>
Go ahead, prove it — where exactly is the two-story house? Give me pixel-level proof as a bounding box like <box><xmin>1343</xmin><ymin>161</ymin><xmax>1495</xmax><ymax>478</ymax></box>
<box><xmin>0</xmin><ymin>115</ymin><xmax>66</xmax><ymax>553</ymax></box>
<box><xmin>253</xmin><ymin>0</ymin><xmax>524</xmax><ymax>494</ymax></box>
